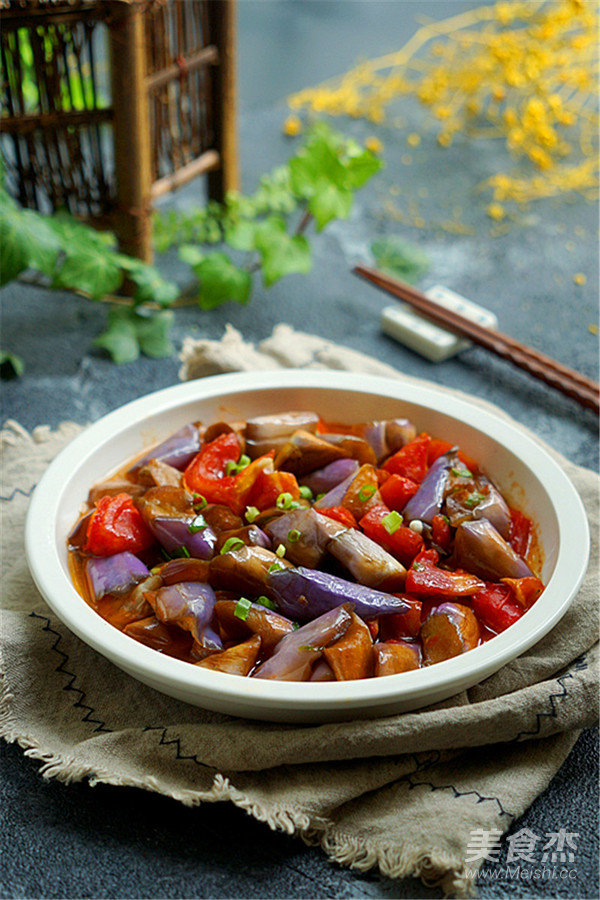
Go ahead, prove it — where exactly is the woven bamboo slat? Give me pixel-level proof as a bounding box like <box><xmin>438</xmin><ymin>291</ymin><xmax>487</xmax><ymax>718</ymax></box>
<box><xmin>0</xmin><ymin>0</ymin><xmax>239</xmax><ymax>261</ymax></box>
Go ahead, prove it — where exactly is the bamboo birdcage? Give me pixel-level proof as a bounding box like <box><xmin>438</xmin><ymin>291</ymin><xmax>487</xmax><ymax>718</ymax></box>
<box><xmin>0</xmin><ymin>0</ymin><xmax>239</xmax><ymax>261</ymax></box>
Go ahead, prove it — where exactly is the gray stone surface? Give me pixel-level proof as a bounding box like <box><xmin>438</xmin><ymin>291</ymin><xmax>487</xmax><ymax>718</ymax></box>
<box><xmin>1</xmin><ymin>2</ymin><xmax>598</xmax><ymax>898</ymax></box>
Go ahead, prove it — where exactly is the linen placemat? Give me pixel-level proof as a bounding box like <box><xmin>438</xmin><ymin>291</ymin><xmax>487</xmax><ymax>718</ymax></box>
<box><xmin>2</xmin><ymin>324</ymin><xmax>598</xmax><ymax>898</ymax></box>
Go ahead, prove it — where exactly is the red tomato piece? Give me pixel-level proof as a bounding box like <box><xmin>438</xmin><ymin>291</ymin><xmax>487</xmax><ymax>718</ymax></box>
<box><xmin>383</xmin><ymin>433</ymin><xmax>431</xmax><ymax>483</ymax></box>
<box><xmin>508</xmin><ymin>508</ymin><xmax>532</xmax><ymax>557</ymax></box>
<box><xmin>471</xmin><ymin>583</ymin><xmax>524</xmax><ymax>633</ymax></box>
<box><xmin>501</xmin><ymin>576</ymin><xmax>544</xmax><ymax>609</ymax></box>
<box><xmin>227</xmin><ymin>454</ymin><xmax>278</xmax><ymax>515</ymax></box>
<box><xmin>379</xmin><ymin>473</ymin><xmax>419</xmax><ymax>511</ymax></box>
<box><xmin>431</xmin><ymin>513</ymin><xmax>452</xmax><ymax>550</ymax></box>
<box><xmin>359</xmin><ymin>503</ymin><xmax>424</xmax><ymax>567</ymax></box>
<box><xmin>183</xmin><ymin>432</ymin><xmax>240</xmax><ymax>507</ymax></box>
<box><xmin>405</xmin><ymin>548</ymin><xmax>484</xmax><ymax>598</ymax></box>
<box><xmin>84</xmin><ymin>493</ymin><xmax>155</xmax><ymax>557</ymax></box>
<box><xmin>317</xmin><ymin>506</ymin><xmax>358</xmax><ymax>529</ymax></box>
<box><xmin>248</xmin><ymin>469</ymin><xmax>300</xmax><ymax>511</ymax></box>
<box><xmin>427</xmin><ymin>438</ymin><xmax>478</xmax><ymax>474</ymax></box>
<box><xmin>378</xmin><ymin>598</ymin><xmax>422</xmax><ymax>640</ymax></box>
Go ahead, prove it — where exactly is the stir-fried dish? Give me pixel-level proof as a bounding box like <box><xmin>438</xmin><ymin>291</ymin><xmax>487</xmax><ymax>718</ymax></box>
<box><xmin>68</xmin><ymin>411</ymin><xmax>544</xmax><ymax>681</ymax></box>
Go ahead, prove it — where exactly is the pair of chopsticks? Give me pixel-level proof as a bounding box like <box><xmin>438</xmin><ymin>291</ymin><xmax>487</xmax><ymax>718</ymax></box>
<box><xmin>354</xmin><ymin>264</ymin><xmax>600</xmax><ymax>416</ymax></box>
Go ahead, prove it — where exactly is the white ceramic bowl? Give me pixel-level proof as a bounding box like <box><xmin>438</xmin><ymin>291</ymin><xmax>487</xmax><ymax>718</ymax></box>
<box><xmin>25</xmin><ymin>370</ymin><xmax>589</xmax><ymax>723</ymax></box>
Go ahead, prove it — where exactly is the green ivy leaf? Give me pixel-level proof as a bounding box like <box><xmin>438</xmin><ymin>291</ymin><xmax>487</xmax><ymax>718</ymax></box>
<box><xmin>289</xmin><ymin>139</ymin><xmax>347</xmax><ymax>199</ymax></box>
<box><xmin>308</xmin><ymin>184</ymin><xmax>353</xmax><ymax>231</ymax></box>
<box><xmin>48</xmin><ymin>213</ymin><xmax>116</xmax><ymax>252</ymax></box>
<box><xmin>178</xmin><ymin>244</ymin><xmax>205</xmax><ymax>266</ymax></box>
<box><xmin>93</xmin><ymin>307</ymin><xmax>174</xmax><ymax>363</ymax></box>
<box><xmin>370</xmin><ymin>237</ymin><xmax>430</xmax><ymax>285</ymax></box>
<box><xmin>0</xmin><ymin>195</ymin><xmax>30</xmax><ymax>286</ymax></box>
<box><xmin>0</xmin><ymin>349</ymin><xmax>25</xmax><ymax>378</ymax></box>
<box><xmin>115</xmin><ymin>255</ymin><xmax>179</xmax><ymax>307</ymax></box>
<box><xmin>93</xmin><ymin>307</ymin><xmax>140</xmax><ymax>363</ymax></box>
<box><xmin>254</xmin><ymin>216</ymin><xmax>312</xmax><ymax>287</ymax></box>
<box><xmin>288</xmin><ymin>128</ymin><xmax>379</xmax><ymax>230</ymax></box>
<box><xmin>19</xmin><ymin>209</ymin><xmax>63</xmax><ymax>276</ymax></box>
<box><xmin>54</xmin><ymin>245</ymin><xmax>124</xmax><ymax>299</ymax></box>
<box><xmin>134</xmin><ymin>309</ymin><xmax>175</xmax><ymax>358</ymax></box>
<box><xmin>344</xmin><ymin>148</ymin><xmax>383</xmax><ymax>189</ymax></box>
<box><xmin>224</xmin><ymin>218</ymin><xmax>257</xmax><ymax>251</ymax></box>
<box><xmin>193</xmin><ymin>253</ymin><xmax>252</xmax><ymax>309</ymax></box>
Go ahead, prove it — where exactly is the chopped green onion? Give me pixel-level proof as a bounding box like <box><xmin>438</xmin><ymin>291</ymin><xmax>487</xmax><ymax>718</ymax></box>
<box><xmin>175</xmin><ymin>545</ymin><xmax>190</xmax><ymax>558</ymax></box>
<box><xmin>297</xmin><ymin>644</ymin><xmax>320</xmax><ymax>653</ymax></box>
<box><xmin>288</xmin><ymin>529</ymin><xmax>301</xmax><ymax>543</ymax></box>
<box><xmin>256</xmin><ymin>595</ymin><xmax>277</xmax><ymax>610</ymax></box>
<box><xmin>451</xmin><ymin>467</ymin><xmax>473</xmax><ymax>478</ymax></box>
<box><xmin>275</xmin><ymin>543</ymin><xmax>286</xmax><ymax>558</ymax></box>
<box><xmin>382</xmin><ymin>510</ymin><xmax>403</xmax><ymax>534</ymax></box>
<box><xmin>150</xmin><ymin>565</ymin><xmax>162</xmax><ymax>574</ymax></box>
<box><xmin>292</xmin><ymin>622</ymin><xmax>300</xmax><ymax>631</ymax></box>
<box><xmin>358</xmin><ymin>484</ymin><xmax>377</xmax><ymax>502</ymax></box>
<box><xmin>315</xmin><ymin>493</ymin><xmax>326</xmax><ymax>502</ymax></box>
<box><xmin>268</xmin><ymin>562</ymin><xmax>284</xmax><ymax>573</ymax></box>
<box><xmin>412</xmin><ymin>561</ymin><xmax>425</xmax><ymax>571</ymax></box>
<box><xmin>234</xmin><ymin>597</ymin><xmax>252</xmax><ymax>621</ymax></box>
<box><xmin>276</xmin><ymin>491</ymin><xmax>294</xmax><ymax>509</ymax></box>
<box><xmin>220</xmin><ymin>537</ymin><xmax>245</xmax><ymax>554</ymax></box>
<box><xmin>299</xmin><ymin>485</ymin><xmax>313</xmax><ymax>500</ymax></box>
<box><xmin>245</xmin><ymin>505</ymin><xmax>260</xmax><ymax>523</ymax></box>
<box><xmin>192</xmin><ymin>494</ymin><xmax>207</xmax><ymax>511</ymax></box>
<box><xmin>225</xmin><ymin>454</ymin><xmax>251</xmax><ymax>477</ymax></box>
<box><xmin>188</xmin><ymin>514</ymin><xmax>207</xmax><ymax>533</ymax></box>
<box><xmin>162</xmin><ymin>545</ymin><xmax>191</xmax><ymax>560</ymax></box>
<box><xmin>464</xmin><ymin>491</ymin><xmax>486</xmax><ymax>509</ymax></box>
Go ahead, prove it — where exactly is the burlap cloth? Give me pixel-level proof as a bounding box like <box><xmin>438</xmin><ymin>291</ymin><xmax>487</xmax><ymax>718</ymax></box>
<box><xmin>1</xmin><ymin>324</ymin><xmax>598</xmax><ymax>898</ymax></box>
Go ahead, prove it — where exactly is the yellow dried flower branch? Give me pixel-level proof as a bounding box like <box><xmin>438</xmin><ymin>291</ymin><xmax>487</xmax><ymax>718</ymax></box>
<box><xmin>288</xmin><ymin>0</ymin><xmax>599</xmax><ymax>211</ymax></box>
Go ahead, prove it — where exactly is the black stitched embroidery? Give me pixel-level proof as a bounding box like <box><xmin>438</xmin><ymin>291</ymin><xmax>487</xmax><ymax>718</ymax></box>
<box><xmin>1</xmin><ymin>484</ymin><xmax>36</xmax><ymax>502</ymax></box>
<box><xmin>30</xmin><ymin>611</ymin><xmax>112</xmax><ymax>734</ymax></box>
<box><xmin>142</xmin><ymin>725</ymin><xmax>214</xmax><ymax>769</ymax></box>
<box><xmin>402</xmin><ymin>775</ymin><xmax>516</xmax><ymax>820</ymax></box>
<box><xmin>512</xmin><ymin>672</ymin><xmax>574</xmax><ymax>742</ymax></box>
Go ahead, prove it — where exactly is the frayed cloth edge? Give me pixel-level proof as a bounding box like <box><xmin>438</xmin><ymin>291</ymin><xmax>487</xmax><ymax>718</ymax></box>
<box><xmin>0</xmin><ymin>727</ymin><xmax>476</xmax><ymax>898</ymax></box>
<box><xmin>318</xmin><ymin>831</ymin><xmax>478</xmax><ymax>899</ymax></box>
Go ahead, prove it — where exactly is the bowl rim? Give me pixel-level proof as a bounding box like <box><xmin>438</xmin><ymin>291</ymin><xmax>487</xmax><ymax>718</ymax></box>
<box><xmin>25</xmin><ymin>369</ymin><xmax>590</xmax><ymax>713</ymax></box>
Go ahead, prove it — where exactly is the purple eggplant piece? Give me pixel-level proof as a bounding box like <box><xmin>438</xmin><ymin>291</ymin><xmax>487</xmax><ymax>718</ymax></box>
<box><xmin>472</xmin><ymin>476</ymin><xmax>511</xmax><ymax>537</ymax></box>
<box><xmin>266</xmin><ymin>566</ymin><xmax>411</xmax><ymax>621</ymax></box>
<box><xmin>313</xmin><ymin>470</ymin><xmax>357</xmax><ymax>508</ymax></box>
<box><xmin>150</xmin><ymin>516</ymin><xmax>218</xmax><ymax>559</ymax></box>
<box><xmin>452</xmin><ymin>519</ymin><xmax>533</xmax><ymax>581</ymax></box>
<box><xmin>246</xmin><ymin>525</ymin><xmax>272</xmax><ymax>550</ymax></box>
<box><xmin>445</xmin><ymin>474</ymin><xmax>511</xmax><ymax>538</ymax></box>
<box><xmin>385</xmin><ymin>418</ymin><xmax>417</xmax><ymax>454</ymax></box>
<box><xmin>129</xmin><ymin>423</ymin><xmax>201</xmax><ymax>473</ymax></box>
<box><xmin>309</xmin><ymin>658</ymin><xmax>336</xmax><ymax>681</ymax></box>
<box><xmin>265</xmin><ymin>506</ymin><xmax>345</xmax><ymax>567</ymax></box>
<box><xmin>252</xmin><ymin>603</ymin><xmax>353</xmax><ymax>681</ymax></box>
<box><xmin>151</xmin><ymin>581</ymin><xmax>222</xmax><ymax>654</ymax></box>
<box><xmin>362</xmin><ymin>421</ymin><xmax>388</xmax><ymax>463</ymax></box>
<box><xmin>245</xmin><ymin>411</ymin><xmax>319</xmax><ymax>441</ymax></box>
<box><xmin>403</xmin><ymin>451</ymin><xmax>459</xmax><ymax>525</ymax></box>
<box><xmin>363</xmin><ymin>418</ymin><xmax>417</xmax><ymax>463</ymax></box>
<box><xmin>421</xmin><ymin>601</ymin><xmax>480</xmax><ymax>664</ymax></box>
<box><xmin>300</xmin><ymin>458</ymin><xmax>358</xmax><ymax>496</ymax></box>
<box><xmin>327</xmin><ymin>529</ymin><xmax>406</xmax><ymax>591</ymax></box>
<box><xmin>85</xmin><ymin>552</ymin><xmax>150</xmax><ymax>602</ymax></box>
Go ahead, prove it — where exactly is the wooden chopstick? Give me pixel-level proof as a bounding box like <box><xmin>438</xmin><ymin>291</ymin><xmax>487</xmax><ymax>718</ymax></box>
<box><xmin>354</xmin><ymin>264</ymin><xmax>600</xmax><ymax>416</ymax></box>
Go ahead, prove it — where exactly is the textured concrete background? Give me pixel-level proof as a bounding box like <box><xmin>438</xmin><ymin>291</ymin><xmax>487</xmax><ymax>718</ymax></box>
<box><xmin>1</xmin><ymin>2</ymin><xmax>598</xmax><ymax>897</ymax></box>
